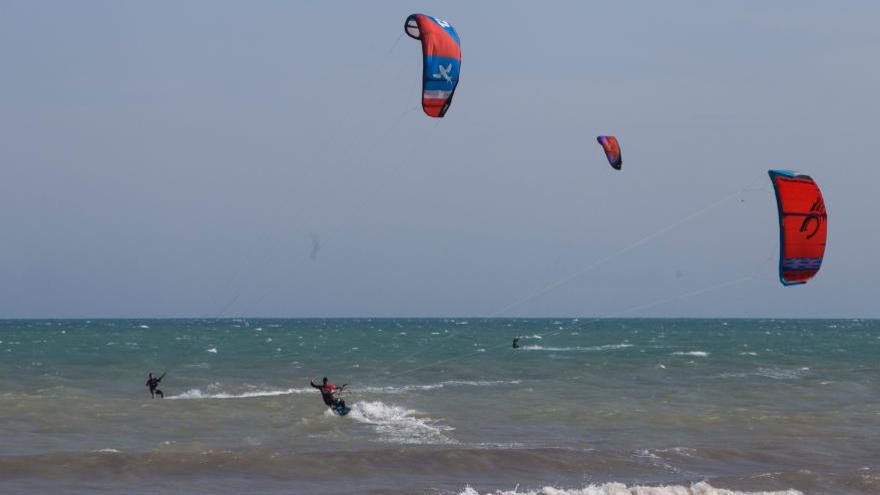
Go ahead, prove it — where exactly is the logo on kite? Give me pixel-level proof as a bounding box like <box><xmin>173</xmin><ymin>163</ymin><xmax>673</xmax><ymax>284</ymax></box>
<box><xmin>768</xmin><ymin>170</ymin><xmax>828</xmax><ymax>286</ymax></box>
<box><xmin>798</xmin><ymin>197</ymin><xmax>826</xmax><ymax>240</ymax></box>
<box><xmin>434</xmin><ymin>63</ymin><xmax>453</xmax><ymax>83</ymax></box>
<box><xmin>404</xmin><ymin>14</ymin><xmax>461</xmax><ymax>118</ymax></box>
<box><xmin>596</xmin><ymin>136</ymin><xmax>622</xmax><ymax>170</ymax></box>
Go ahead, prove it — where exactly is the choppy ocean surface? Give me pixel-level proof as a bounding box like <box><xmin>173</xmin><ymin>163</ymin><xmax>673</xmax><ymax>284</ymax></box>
<box><xmin>1</xmin><ymin>318</ymin><xmax>878</xmax><ymax>494</ymax></box>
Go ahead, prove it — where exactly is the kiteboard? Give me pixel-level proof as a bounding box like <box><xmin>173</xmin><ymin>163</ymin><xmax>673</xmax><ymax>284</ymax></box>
<box><xmin>332</xmin><ymin>403</ymin><xmax>351</xmax><ymax>416</ymax></box>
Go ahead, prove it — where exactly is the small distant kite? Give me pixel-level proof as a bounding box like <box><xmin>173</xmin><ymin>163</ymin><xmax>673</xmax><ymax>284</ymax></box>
<box><xmin>405</xmin><ymin>14</ymin><xmax>461</xmax><ymax>118</ymax></box>
<box><xmin>596</xmin><ymin>136</ymin><xmax>622</xmax><ymax>170</ymax></box>
<box><xmin>768</xmin><ymin>170</ymin><xmax>828</xmax><ymax>286</ymax></box>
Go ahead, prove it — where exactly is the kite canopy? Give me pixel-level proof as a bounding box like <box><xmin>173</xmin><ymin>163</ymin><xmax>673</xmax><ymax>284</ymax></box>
<box><xmin>405</xmin><ymin>14</ymin><xmax>461</xmax><ymax>118</ymax></box>
<box><xmin>768</xmin><ymin>170</ymin><xmax>828</xmax><ymax>286</ymax></box>
<box><xmin>597</xmin><ymin>136</ymin><xmax>622</xmax><ymax>170</ymax></box>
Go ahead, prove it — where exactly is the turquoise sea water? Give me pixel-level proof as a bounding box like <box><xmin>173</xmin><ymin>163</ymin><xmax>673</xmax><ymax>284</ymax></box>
<box><xmin>1</xmin><ymin>318</ymin><xmax>879</xmax><ymax>494</ymax></box>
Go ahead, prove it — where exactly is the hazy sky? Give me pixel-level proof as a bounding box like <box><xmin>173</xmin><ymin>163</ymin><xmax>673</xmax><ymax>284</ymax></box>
<box><xmin>2</xmin><ymin>1</ymin><xmax>878</xmax><ymax>318</ymax></box>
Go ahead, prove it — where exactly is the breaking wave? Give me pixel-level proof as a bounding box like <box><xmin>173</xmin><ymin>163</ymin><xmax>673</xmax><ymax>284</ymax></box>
<box><xmin>755</xmin><ymin>367</ymin><xmax>810</xmax><ymax>380</ymax></box>
<box><xmin>358</xmin><ymin>380</ymin><xmax>521</xmax><ymax>394</ymax></box>
<box><xmin>168</xmin><ymin>387</ymin><xmax>311</xmax><ymax>400</ymax></box>
<box><xmin>520</xmin><ymin>343</ymin><xmax>633</xmax><ymax>352</ymax></box>
<box><xmin>458</xmin><ymin>481</ymin><xmax>802</xmax><ymax>495</ymax></box>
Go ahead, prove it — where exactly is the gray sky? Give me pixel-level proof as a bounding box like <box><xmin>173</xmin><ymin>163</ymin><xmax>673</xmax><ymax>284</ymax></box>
<box><xmin>1</xmin><ymin>1</ymin><xmax>878</xmax><ymax>318</ymax></box>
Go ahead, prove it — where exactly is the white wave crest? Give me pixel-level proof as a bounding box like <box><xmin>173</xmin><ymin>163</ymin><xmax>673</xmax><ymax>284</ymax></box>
<box><xmin>359</xmin><ymin>380</ymin><xmax>521</xmax><ymax>394</ymax></box>
<box><xmin>349</xmin><ymin>400</ymin><xmax>456</xmax><ymax>445</ymax></box>
<box><xmin>458</xmin><ymin>481</ymin><xmax>802</xmax><ymax>495</ymax></box>
<box><xmin>206</xmin><ymin>347</ymin><xmax>218</xmax><ymax>354</ymax></box>
<box><xmin>755</xmin><ymin>367</ymin><xmax>809</xmax><ymax>380</ymax></box>
<box><xmin>167</xmin><ymin>387</ymin><xmax>311</xmax><ymax>400</ymax></box>
<box><xmin>521</xmin><ymin>343</ymin><xmax>633</xmax><ymax>352</ymax></box>
<box><xmin>672</xmin><ymin>351</ymin><xmax>710</xmax><ymax>357</ymax></box>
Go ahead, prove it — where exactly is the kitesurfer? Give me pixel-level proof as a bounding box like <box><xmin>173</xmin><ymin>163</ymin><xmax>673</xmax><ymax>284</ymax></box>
<box><xmin>146</xmin><ymin>372</ymin><xmax>165</xmax><ymax>399</ymax></box>
<box><xmin>512</xmin><ymin>337</ymin><xmax>520</xmax><ymax>349</ymax></box>
<box><xmin>310</xmin><ymin>377</ymin><xmax>346</xmax><ymax>408</ymax></box>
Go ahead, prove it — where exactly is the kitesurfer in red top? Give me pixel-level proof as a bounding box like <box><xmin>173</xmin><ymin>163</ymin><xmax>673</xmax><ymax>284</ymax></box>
<box><xmin>310</xmin><ymin>377</ymin><xmax>346</xmax><ymax>408</ymax></box>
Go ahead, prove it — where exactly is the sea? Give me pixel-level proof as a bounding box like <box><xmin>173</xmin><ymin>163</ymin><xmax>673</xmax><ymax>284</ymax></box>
<box><xmin>1</xmin><ymin>318</ymin><xmax>878</xmax><ymax>495</ymax></box>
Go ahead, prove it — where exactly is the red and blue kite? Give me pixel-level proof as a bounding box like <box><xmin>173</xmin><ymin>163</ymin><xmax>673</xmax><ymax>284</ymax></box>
<box><xmin>405</xmin><ymin>14</ymin><xmax>461</xmax><ymax>118</ymax></box>
<box><xmin>768</xmin><ymin>170</ymin><xmax>828</xmax><ymax>286</ymax></box>
<box><xmin>597</xmin><ymin>136</ymin><xmax>622</xmax><ymax>170</ymax></box>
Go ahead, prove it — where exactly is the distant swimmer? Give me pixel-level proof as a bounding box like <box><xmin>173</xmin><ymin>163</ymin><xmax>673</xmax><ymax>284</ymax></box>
<box><xmin>310</xmin><ymin>377</ymin><xmax>347</xmax><ymax>409</ymax></box>
<box><xmin>146</xmin><ymin>372</ymin><xmax>165</xmax><ymax>399</ymax></box>
<box><xmin>512</xmin><ymin>337</ymin><xmax>520</xmax><ymax>349</ymax></box>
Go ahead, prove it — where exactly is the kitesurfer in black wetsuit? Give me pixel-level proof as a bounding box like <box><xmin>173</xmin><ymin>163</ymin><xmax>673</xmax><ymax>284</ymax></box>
<box><xmin>310</xmin><ymin>377</ymin><xmax>346</xmax><ymax>409</ymax></box>
<box><xmin>512</xmin><ymin>337</ymin><xmax>520</xmax><ymax>349</ymax></box>
<box><xmin>146</xmin><ymin>372</ymin><xmax>165</xmax><ymax>399</ymax></box>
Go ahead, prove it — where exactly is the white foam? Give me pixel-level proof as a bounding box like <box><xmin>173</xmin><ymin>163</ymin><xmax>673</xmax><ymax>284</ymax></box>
<box><xmin>138</xmin><ymin>325</ymin><xmax>150</xmax><ymax>329</ymax></box>
<box><xmin>521</xmin><ymin>343</ymin><xmax>633</xmax><ymax>352</ymax></box>
<box><xmin>206</xmin><ymin>347</ymin><xmax>218</xmax><ymax>354</ymax></box>
<box><xmin>93</xmin><ymin>448</ymin><xmax>121</xmax><ymax>454</ymax></box>
<box><xmin>168</xmin><ymin>387</ymin><xmax>311</xmax><ymax>400</ymax></box>
<box><xmin>349</xmin><ymin>400</ymin><xmax>456</xmax><ymax>445</ymax></box>
<box><xmin>457</xmin><ymin>481</ymin><xmax>803</xmax><ymax>495</ymax></box>
<box><xmin>359</xmin><ymin>380</ymin><xmax>521</xmax><ymax>394</ymax></box>
<box><xmin>673</xmin><ymin>351</ymin><xmax>710</xmax><ymax>357</ymax></box>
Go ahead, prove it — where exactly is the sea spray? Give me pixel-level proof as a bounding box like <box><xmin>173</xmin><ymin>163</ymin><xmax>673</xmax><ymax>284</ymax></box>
<box><xmin>349</xmin><ymin>400</ymin><xmax>456</xmax><ymax>445</ymax></box>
